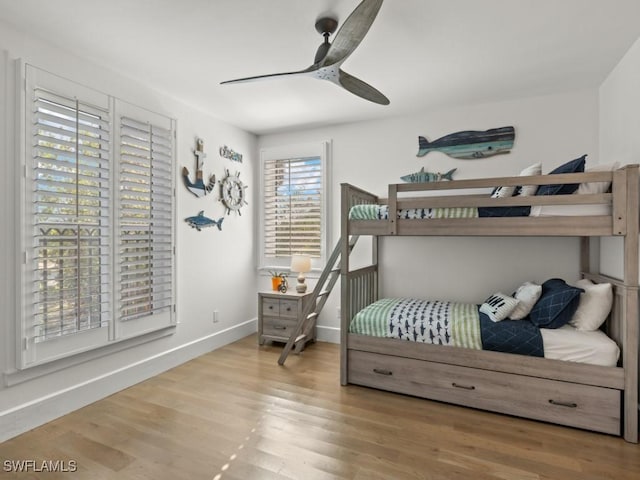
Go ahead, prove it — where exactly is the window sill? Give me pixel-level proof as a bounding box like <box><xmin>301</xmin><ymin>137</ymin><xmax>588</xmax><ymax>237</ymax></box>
<box><xmin>3</xmin><ymin>325</ymin><xmax>176</xmax><ymax>387</ymax></box>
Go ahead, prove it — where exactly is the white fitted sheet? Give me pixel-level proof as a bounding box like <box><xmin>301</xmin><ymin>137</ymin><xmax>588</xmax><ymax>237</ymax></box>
<box><xmin>540</xmin><ymin>324</ymin><xmax>620</xmax><ymax>367</ymax></box>
<box><xmin>530</xmin><ymin>204</ymin><xmax>611</xmax><ymax>217</ymax></box>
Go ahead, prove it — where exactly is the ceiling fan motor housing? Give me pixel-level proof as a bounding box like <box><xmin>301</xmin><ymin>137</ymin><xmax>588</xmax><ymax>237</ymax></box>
<box><xmin>314</xmin><ymin>17</ymin><xmax>339</xmax><ymax>63</ymax></box>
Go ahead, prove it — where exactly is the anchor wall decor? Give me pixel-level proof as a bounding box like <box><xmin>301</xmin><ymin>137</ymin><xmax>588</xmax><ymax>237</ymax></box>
<box><xmin>182</xmin><ymin>137</ymin><xmax>216</xmax><ymax>197</ymax></box>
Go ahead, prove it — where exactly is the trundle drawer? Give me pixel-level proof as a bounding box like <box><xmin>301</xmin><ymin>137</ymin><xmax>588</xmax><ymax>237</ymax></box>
<box><xmin>348</xmin><ymin>350</ymin><xmax>621</xmax><ymax>435</ymax></box>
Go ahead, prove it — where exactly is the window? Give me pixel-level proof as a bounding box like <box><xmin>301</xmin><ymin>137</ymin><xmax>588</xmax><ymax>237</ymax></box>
<box><xmin>22</xmin><ymin>65</ymin><xmax>175</xmax><ymax>367</ymax></box>
<box><xmin>259</xmin><ymin>141</ymin><xmax>331</xmax><ymax>271</ymax></box>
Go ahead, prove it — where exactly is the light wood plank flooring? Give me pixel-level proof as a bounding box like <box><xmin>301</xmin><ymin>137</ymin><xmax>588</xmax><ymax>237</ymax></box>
<box><xmin>1</xmin><ymin>335</ymin><xmax>639</xmax><ymax>479</ymax></box>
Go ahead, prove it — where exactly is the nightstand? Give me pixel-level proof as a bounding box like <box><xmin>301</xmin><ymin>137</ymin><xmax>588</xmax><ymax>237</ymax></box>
<box><xmin>258</xmin><ymin>291</ymin><xmax>314</xmax><ymax>346</ymax></box>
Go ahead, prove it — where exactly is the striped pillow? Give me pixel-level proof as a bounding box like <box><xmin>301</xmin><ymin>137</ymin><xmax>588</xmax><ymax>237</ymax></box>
<box><xmin>480</xmin><ymin>292</ymin><xmax>520</xmax><ymax>322</ymax></box>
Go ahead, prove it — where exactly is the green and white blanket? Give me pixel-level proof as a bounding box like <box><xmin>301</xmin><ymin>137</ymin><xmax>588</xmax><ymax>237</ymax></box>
<box><xmin>348</xmin><ymin>204</ymin><xmax>478</xmax><ymax>220</ymax></box>
<box><xmin>349</xmin><ymin>298</ymin><xmax>482</xmax><ymax>350</ymax></box>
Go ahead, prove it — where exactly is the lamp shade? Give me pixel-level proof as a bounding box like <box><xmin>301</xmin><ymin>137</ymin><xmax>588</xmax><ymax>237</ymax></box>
<box><xmin>290</xmin><ymin>255</ymin><xmax>311</xmax><ymax>273</ymax></box>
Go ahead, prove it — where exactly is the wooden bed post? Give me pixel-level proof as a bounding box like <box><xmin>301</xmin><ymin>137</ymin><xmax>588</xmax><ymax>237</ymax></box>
<box><xmin>388</xmin><ymin>184</ymin><xmax>397</xmax><ymax>235</ymax></box>
<box><xmin>580</xmin><ymin>237</ymin><xmax>590</xmax><ymax>274</ymax></box>
<box><xmin>623</xmin><ymin>165</ymin><xmax>639</xmax><ymax>443</ymax></box>
<box><xmin>340</xmin><ymin>184</ymin><xmax>350</xmax><ymax>386</ymax></box>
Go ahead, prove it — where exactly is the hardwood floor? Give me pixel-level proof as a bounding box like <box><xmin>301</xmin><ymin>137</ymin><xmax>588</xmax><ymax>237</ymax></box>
<box><xmin>1</xmin><ymin>335</ymin><xmax>639</xmax><ymax>479</ymax></box>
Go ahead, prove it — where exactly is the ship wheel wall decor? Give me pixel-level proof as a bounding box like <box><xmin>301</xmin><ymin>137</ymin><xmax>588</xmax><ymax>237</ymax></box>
<box><xmin>219</xmin><ymin>169</ymin><xmax>248</xmax><ymax>215</ymax></box>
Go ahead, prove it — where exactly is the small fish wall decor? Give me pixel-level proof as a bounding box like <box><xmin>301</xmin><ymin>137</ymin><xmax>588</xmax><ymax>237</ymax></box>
<box><xmin>401</xmin><ymin>167</ymin><xmax>456</xmax><ymax>183</ymax></box>
<box><xmin>417</xmin><ymin>126</ymin><xmax>515</xmax><ymax>159</ymax></box>
<box><xmin>220</xmin><ymin>145</ymin><xmax>243</xmax><ymax>163</ymax></box>
<box><xmin>185</xmin><ymin>211</ymin><xmax>224</xmax><ymax>232</ymax></box>
<box><xmin>183</xmin><ymin>138</ymin><xmax>216</xmax><ymax>197</ymax></box>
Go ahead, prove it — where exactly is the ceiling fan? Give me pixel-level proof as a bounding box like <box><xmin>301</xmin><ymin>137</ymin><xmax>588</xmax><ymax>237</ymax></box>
<box><xmin>221</xmin><ymin>0</ymin><xmax>389</xmax><ymax>105</ymax></box>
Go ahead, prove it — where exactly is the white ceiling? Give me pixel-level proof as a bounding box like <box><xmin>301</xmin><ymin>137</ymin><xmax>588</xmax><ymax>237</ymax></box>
<box><xmin>1</xmin><ymin>0</ymin><xmax>640</xmax><ymax>135</ymax></box>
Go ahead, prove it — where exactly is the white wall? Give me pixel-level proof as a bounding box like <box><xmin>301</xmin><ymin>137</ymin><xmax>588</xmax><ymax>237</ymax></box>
<box><xmin>259</xmin><ymin>89</ymin><xmax>600</xmax><ymax>341</ymax></box>
<box><xmin>0</xmin><ymin>20</ymin><xmax>258</xmax><ymax>441</ymax></box>
<box><xmin>599</xmin><ymin>36</ymin><xmax>640</xmax><ymax>279</ymax></box>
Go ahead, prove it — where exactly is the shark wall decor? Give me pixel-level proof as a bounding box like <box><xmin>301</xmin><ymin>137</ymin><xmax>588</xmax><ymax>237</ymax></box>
<box><xmin>417</xmin><ymin>126</ymin><xmax>515</xmax><ymax>159</ymax></box>
<box><xmin>184</xmin><ymin>211</ymin><xmax>224</xmax><ymax>232</ymax></box>
<box><xmin>182</xmin><ymin>137</ymin><xmax>216</xmax><ymax>197</ymax></box>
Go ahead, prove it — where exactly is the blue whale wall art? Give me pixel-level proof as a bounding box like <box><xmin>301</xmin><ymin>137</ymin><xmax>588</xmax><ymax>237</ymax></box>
<box><xmin>417</xmin><ymin>126</ymin><xmax>515</xmax><ymax>159</ymax></box>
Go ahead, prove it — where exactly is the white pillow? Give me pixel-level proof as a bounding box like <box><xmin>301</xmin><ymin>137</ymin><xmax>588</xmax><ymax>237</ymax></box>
<box><xmin>510</xmin><ymin>281</ymin><xmax>542</xmax><ymax>320</ymax></box>
<box><xmin>569</xmin><ymin>278</ymin><xmax>613</xmax><ymax>331</ymax></box>
<box><xmin>491</xmin><ymin>185</ymin><xmax>516</xmax><ymax>198</ymax></box>
<box><xmin>517</xmin><ymin>162</ymin><xmax>542</xmax><ymax>197</ymax></box>
<box><xmin>578</xmin><ymin>162</ymin><xmax>619</xmax><ymax>195</ymax></box>
<box><xmin>480</xmin><ymin>292</ymin><xmax>519</xmax><ymax>322</ymax></box>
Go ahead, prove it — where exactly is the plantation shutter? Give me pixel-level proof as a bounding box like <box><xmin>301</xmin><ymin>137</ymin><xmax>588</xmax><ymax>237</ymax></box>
<box><xmin>263</xmin><ymin>156</ymin><xmax>323</xmax><ymax>258</ymax></box>
<box><xmin>117</xmin><ymin>114</ymin><xmax>175</xmax><ymax>335</ymax></box>
<box><xmin>29</xmin><ymin>85</ymin><xmax>112</xmax><ymax>354</ymax></box>
<box><xmin>22</xmin><ymin>65</ymin><xmax>176</xmax><ymax>367</ymax></box>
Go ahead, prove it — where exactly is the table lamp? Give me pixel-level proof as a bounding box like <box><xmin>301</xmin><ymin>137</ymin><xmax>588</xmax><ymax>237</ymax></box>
<box><xmin>290</xmin><ymin>255</ymin><xmax>311</xmax><ymax>293</ymax></box>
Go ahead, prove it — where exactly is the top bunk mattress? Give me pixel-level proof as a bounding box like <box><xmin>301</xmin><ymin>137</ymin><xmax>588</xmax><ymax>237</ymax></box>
<box><xmin>348</xmin><ymin>203</ymin><xmax>611</xmax><ymax>220</ymax></box>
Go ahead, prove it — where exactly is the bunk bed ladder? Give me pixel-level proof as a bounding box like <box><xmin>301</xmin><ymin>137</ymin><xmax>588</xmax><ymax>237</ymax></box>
<box><xmin>278</xmin><ymin>235</ymin><xmax>359</xmax><ymax>366</ymax></box>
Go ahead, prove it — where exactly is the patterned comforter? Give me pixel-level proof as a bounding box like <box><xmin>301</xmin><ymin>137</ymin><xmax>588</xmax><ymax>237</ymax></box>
<box><xmin>348</xmin><ymin>205</ymin><xmax>478</xmax><ymax>220</ymax></box>
<box><xmin>348</xmin><ymin>204</ymin><xmax>531</xmax><ymax>220</ymax></box>
<box><xmin>349</xmin><ymin>298</ymin><xmax>543</xmax><ymax>357</ymax></box>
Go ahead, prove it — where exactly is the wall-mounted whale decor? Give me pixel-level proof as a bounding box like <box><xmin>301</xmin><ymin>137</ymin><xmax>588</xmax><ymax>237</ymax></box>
<box><xmin>417</xmin><ymin>126</ymin><xmax>515</xmax><ymax>159</ymax></box>
<box><xmin>184</xmin><ymin>211</ymin><xmax>224</xmax><ymax>232</ymax></box>
<box><xmin>219</xmin><ymin>145</ymin><xmax>243</xmax><ymax>163</ymax></box>
<box><xmin>182</xmin><ymin>138</ymin><xmax>216</xmax><ymax>197</ymax></box>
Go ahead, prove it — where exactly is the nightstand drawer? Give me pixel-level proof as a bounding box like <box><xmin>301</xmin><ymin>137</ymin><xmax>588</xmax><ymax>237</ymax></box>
<box><xmin>263</xmin><ymin>318</ymin><xmax>298</xmax><ymax>337</ymax></box>
<box><xmin>261</xmin><ymin>298</ymin><xmax>281</xmax><ymax>316</ymax></box>
<box><xmin>279</xmin><ymin>299</ymin><xmax>298</xmax><ymax>318</ymax></box>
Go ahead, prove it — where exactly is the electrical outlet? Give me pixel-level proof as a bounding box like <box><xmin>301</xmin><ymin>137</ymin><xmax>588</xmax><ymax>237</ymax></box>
<box><xmin>213</xmin><ymin>310</ymin><xmax>219</xmax><ymax>323</ymax></box>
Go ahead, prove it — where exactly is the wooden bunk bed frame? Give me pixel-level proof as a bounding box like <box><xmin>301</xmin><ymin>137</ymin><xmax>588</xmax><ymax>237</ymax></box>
<box><xmin>340</xmin><ymin>165</ymin><xmax>639</xmax><ymax>443</ymax></box>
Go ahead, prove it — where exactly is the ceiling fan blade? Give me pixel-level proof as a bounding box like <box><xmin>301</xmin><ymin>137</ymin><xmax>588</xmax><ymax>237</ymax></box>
<box><xmin>337</xmin><ymin>69</ymin><xmax>389</xmax><ymax>105</ymax></box>
<box><xmin>221</xmin><ymin>66</ymin><xmax>316</xmax><ymax>85</ymax></box>
<box><xmin>320</xmin><ymin>0</ymin><xmax>383</xmax><ymax>67</ymax></box>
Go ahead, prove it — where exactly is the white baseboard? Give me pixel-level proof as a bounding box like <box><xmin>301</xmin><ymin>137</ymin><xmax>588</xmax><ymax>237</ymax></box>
<box><xmin>0</xmin><ymin>319</ymin><xmax>257</xmax><ymax>443</ymax></box>
<box><xmin>316</xmin><ymin>325</ymin><xmax>340</xmax><ymax>344</ymax></box>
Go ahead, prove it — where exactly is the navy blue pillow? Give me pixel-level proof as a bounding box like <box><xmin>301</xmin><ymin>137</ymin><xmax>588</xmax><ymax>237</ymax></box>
<box><xmin>478</xmin><ymin>205</ymin><xmax>531</xmax><ymax>217</ymax></box>
<box><xmin>529</xmin><ymin>278</ymin><xmax>584</xmax><ymax>329</ymax></box>
<box><xmin>535</xmin><ymin>155</ymin><xmax>587</xmax><ymax>196</ymax></box>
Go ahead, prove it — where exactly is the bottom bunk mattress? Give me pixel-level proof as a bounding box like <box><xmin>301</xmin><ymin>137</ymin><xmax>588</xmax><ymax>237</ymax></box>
<box><xmin>349</xmin><ymin>298</ymin><xmax>619</xmax><ymax>367</ymax></box>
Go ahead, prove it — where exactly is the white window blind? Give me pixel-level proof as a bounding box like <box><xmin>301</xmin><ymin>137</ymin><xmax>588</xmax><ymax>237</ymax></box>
<box><xmin>31</xmin><ymin>88</ymin><xmax>111</xmax><ymax>343</ymax></box>
<box><xmin>118</xmin><ymin>116</ymin><xmax>174</xmax><ymax>322</ymax></box>
<box><xmin>263</xmin><ymin>156</ymin><xmax>323</xmax><ymax>258</ymax></box>
<box><xmin>22</xmin><ymin>65</ymin><xmax>176</xmax><ymax>367</ymax></box>
<box><xmin>260</xmin><ymin>141</ymin><xmax>331</xmax><ymax>271</ymax></box>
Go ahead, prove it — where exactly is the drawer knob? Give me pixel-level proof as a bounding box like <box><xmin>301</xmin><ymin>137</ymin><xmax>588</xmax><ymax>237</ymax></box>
<box><xmin>286</xmin><ymin>307</ymin><xmax>291</xmax><ymax>311</ymax></box>
<box><xmin>373</xmin><ymin>368</ymin><xmax>393</xmax><ymax>376</ymax></box>
<box><xmin>548</xmin><ymin>399</ymin><xmax>577</xmax><ymax>408</ymax></box>
<box><xmin>274</xmin><ymin>326</ymin><xmax>287</xmax><ymax>330</ymax></box>
<box><xmin>452</xmin><ymin>382</ymin><xmax>475</xmax><ymax>391</ymax></box>
<box><xmin>268</xmin><ymin>306</ymin><xmax>273</xmax><ymax>310</ymax></box>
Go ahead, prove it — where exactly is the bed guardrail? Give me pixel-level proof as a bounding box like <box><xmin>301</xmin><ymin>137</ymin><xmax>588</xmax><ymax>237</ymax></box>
<box><xmin>347</xmin><ymin>265</ymin><xmax>378</xmax><ymax>322</ymax></box>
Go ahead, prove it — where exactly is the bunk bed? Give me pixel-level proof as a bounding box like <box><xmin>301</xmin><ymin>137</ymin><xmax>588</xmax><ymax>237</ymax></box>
<box><xmin>340</xmin><ymin>164</ymin><xmax>639</xmax><ymax>443</ymax></box>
